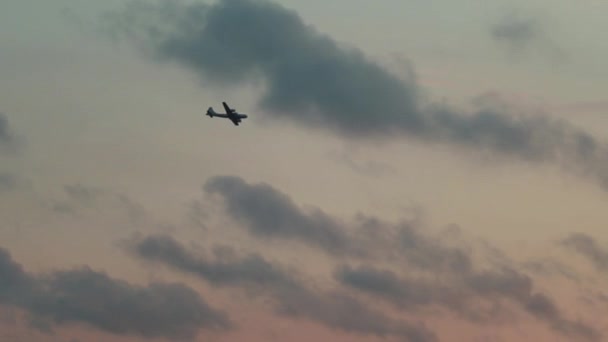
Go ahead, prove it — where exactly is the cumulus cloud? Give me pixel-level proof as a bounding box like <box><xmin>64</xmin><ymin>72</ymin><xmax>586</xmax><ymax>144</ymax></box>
<box><xmin>0</xmin><ymin>246</ymin><xmax>231</xmax><ymax>339</ymax></box>
<box><xmin>126</xmin><ymin>233</ymin><xmax>437</xmax><ymax>342</ymax></box>
<box><xmin>103</xmin><ymin>0</ymin><xmax>608</xmax><ymax>189</ymax></box>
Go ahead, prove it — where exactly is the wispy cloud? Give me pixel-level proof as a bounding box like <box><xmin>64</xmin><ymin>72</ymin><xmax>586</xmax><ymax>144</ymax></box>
<box><xmin>562</xmin><ymin>233</ymin><xmax>608</xmax><ymax>273</ymax></box>
<box><xmin>327</xmin><ymin>149</ymin><xmax>396</xmax><ymax>178</ymax></box>
<box><xmin>50</xmin><ymin>183</ymin><xmax>147</xmax><ymax>226</ymax></box>
<box><xmin>490</xmin><ymin>10</ymin><xmax>566</xmax><ymax>62</ymax></box>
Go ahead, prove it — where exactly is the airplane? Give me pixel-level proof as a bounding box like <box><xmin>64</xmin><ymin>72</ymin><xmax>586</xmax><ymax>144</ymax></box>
<box><xmin>206</xmin><ymin>102</ymin><xmax>248</xmax><ymax>126</ymax></box>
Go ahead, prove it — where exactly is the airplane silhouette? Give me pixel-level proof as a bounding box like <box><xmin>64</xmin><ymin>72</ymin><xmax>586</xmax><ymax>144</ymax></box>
<box><xmin>206</xmin><ymin>102</ymin><xmax>248</xmax><ymax>126</ymax></box>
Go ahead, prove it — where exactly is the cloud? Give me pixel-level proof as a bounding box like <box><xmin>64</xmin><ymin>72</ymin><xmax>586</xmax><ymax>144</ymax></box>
<box><xmin>0</xmin><ymin>246</ymin><xmax>231</xmax><ymax>339</ymax></box>
<box><xmin>51</xmin><ymin>183</ymin><xmax>147</xmax><ymax>226</ymax></box>
<box><xmin>327</xmin><ymin>149</ymin><xmax>396</xmax><ymax>178</ymax></box>
<box><xmin>203</xmin><ymin>175</ymin><xmax>354</xmax><ymax>256</ymax></box>
<box><xmin>103</xmin><ymin>0</ymin><xmax>421</xmax><ymax>136</ymax></box>
<box><xmin>203</xmin><ymin>175</ymin><xmax>473</xmax><ymax>272</ymax></box>
<box><xmin>102</xmin><ymin>0</ymin><xmax>608</xmax><ymax>189</ymax></box>
<box><xmin>562</xmin><ymin>233</ymin><xmax>608</xmax><ymax>272</ymax></box>
<box><xmin>131</xmin><ymin>232</ymin><xmax>298</xmax><ymax>290</ymax></box>
<box><xmin>522</xmin><ymin>258</ymin><xmax>580</xmax><ymax>282</ymax></box>
<box><xmin>63</xmin><ymin>184</ymin><xmax>104</xmax><ymax>204</ymax></box>
<box><xmin>490</xmin><ymin>11</ymin><xmax>565</xmax><ymax>61</ymax></box>
<box><xmin>278</xmin><ymin>290</ymin><xmax>437</xmax><ymax>342</ymax></box>
<box><xmin>490</xmin><ymin>12</ymin><xmax>543</xmax><ymax>51</ymax></box>
<box><xmin>467</xmin><ymin>268</ymin><xmax>598</xmax><ymax>340</ymax></box>
<box><xmin>200</xmin><ymin>174</ymin><xmax>599</xmax><ymax>340</ymax></box>
<box><xmin>336</xmin><ymin>264</ymin><xmax>599</xmax><ymax>340</ymax></box>
<box><xmin>396</xmin><ymin>221</ymin><xmax>473</xmax><ymax>273</ymax></box>
<box><xmin>334</xmin><ymin>265</ymin><xmax>444</xmax><ymax>309</ymax></box>
<box><xmin>127</xmin><ymin>233</ymin><xmax>438</xmax><ymax>342</ymax></box>
<box><xmin>0</xmin><ymin>113</ymin><xmax>20</xmax><ymax>155</ymax></box>
<box><xmin>491</xmin><ymin>12</ymin><xmax>540</xmax><ymax>50</ymax></box>
<box><xmin>0</xmin><ymin>113</ymin><xmax>14</xmax><ymax>146</ymax></box>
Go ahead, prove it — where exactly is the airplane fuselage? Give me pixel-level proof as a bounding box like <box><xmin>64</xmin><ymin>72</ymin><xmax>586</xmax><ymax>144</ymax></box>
<box><xmin>206</xmin><ymin>102</ymin><xmax>248</xmax><ymax>125</ymax></box>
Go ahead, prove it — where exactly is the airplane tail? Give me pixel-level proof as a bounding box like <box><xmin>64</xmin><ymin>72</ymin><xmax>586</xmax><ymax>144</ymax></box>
<box><xmin>206</xmin><ymin>107</ymin><xmax>216</xmax><ymax>117</ymax></box>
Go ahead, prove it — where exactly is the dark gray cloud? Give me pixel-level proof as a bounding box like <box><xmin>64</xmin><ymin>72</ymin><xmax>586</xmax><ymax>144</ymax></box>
<box><xmin>491</xmin><ymin>12</ymin><xmax>540</xmax><ymax>52</ymax></box>
<box><xmin>202</xmin><ymin>175</ymin><xmax>598</xmax><ymax>339</ymax></box>
<box><xmin>0</xmin><ymin>113</ymin><xmax>14</xmax><ymax>146</ymax></box>
<box><xmin>203</xmin><ymin>175</ymin><xmax>473</xmax><ymax>272</ymax></box>
<box><xmin>127</xmin><ymin>234</ymin><xmax>437</xmax><ymax>342</ymax></box>
<box><xmin>466</xmin><ymin>267</ymin><xmax>597</xmax><ymax>340</ymax></box>
<box><xmin>334</xmin><ymin>265</ymin><xmax>445</xmax><ymax>309</ymax></box>
<box><xmin>131</xmin><ymin>232</ymin><xmax>297</xmax><ymax>291</ymax></box>
<box><xmin>203</xmin><ymin>175</ymin><xmax>356</xmax><ymax>256</ymax></box>
<box><xmin>561</xmin><ymin>233</ymin><xmax>608</xmax><ymax>272</ymax></box>
<box><xmin>0</xmin><ymin>246</ymin><xmax>231</xmax><ymax>339</ymax></box>
<box><xmin>336</xmin><ymin>264</ymin><xmax>490</xmax><ymax>323</ymax></box>
<box><xmin>0</xmin><ymin>248</ymin><xmax>32</xmax><ymax>303</ymax></box>
<box><xmin>0</xmin><ymin>113</ymin><xmax>19</xmax><ymax>155</ymax></box>
<box><xmin>278</xmin><ymin>290</ymin><xmax>437</xmax><ymax>342</ymax></box>
<box><xmin>130</xmin><ymin>231</ymin><xmax>599</xmax><ymax>341</ymax></box>
<box><xmin>397</xmin><ymin>221</ymin><xmax>473</xmax><ymax>273</ymax></box>
<box><xmin>103</xmin><ymin>0</ymin><xmax>422</xmax><ymax>136</ymax></box>
<box><xmin>103</xmin><ymin>0</ymin><xmax>608</xmax><ymax>189</ymax></box>
<box><xmin>338</xmin><ymin>264</ymin><xmax>599</xmax><ymax>340</ymax></box>
<box><xmin>31</xmin><ymin>268</ymin><xmax>231</xmax><ymax>338</ymax></box>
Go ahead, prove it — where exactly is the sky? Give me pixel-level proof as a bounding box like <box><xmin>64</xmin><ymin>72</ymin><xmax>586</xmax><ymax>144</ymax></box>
<box><xmin>1</xmin><ymin>0</ymin><xmax>608</xmax><ymax>341</ymax></box>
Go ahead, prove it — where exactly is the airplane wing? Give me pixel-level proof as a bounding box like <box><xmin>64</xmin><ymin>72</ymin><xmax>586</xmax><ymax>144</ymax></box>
<box><xmin>222</xmin><ymin>102</ymin><xmax>234</xmax><ymax>114</ymax></box>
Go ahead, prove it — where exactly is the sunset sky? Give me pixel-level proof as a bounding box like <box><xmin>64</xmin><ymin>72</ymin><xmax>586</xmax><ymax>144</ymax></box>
<box><xmin>2</xmin><ymin>0</ymin><xmax>608</xmax><ymax>341</ymax></box>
